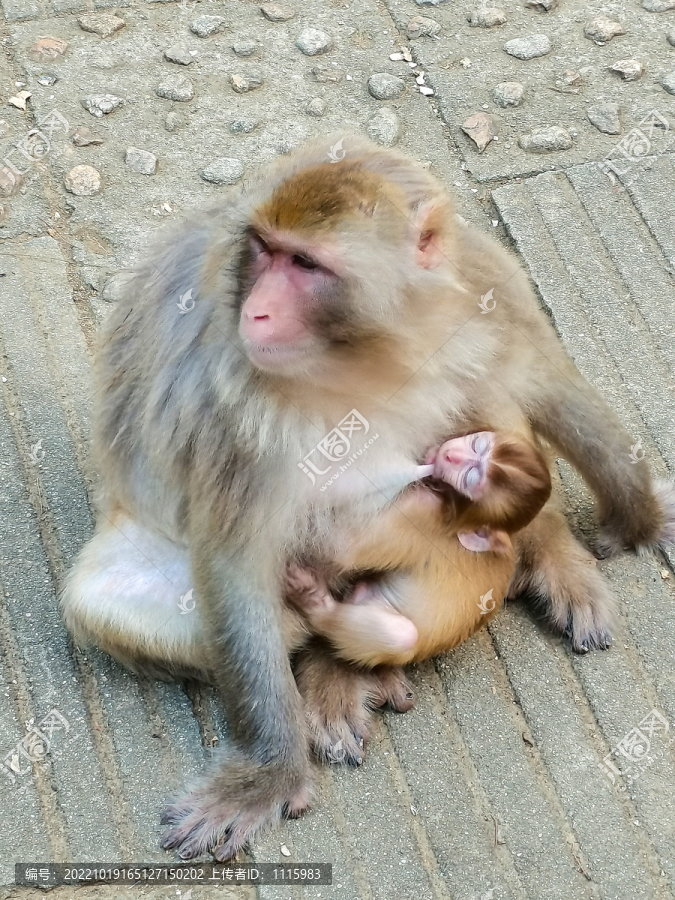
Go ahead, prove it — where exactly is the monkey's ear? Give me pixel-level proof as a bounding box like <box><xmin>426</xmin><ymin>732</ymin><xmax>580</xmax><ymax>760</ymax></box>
<box><xmin>458</xmin><ymin>529</ymin><xmax>513</xmax><ymax>555</ymax></box>
<box><xmin>413</xmin><ymin>201</ymin><xmax>446</xmax><ymax>270</ymax></box>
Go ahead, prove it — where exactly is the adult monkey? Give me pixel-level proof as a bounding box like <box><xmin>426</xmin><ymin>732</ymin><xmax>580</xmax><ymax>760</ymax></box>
<box><xmin>61</xmin><ymin>135</ymin><xmax>675</xmax><ymax>859</ymax></box>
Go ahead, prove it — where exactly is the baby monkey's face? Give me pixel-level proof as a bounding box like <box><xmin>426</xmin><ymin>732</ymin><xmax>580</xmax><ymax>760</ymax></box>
<box><xmin>428</xmin><ymin>432</ymin><xmax>495</xmax><ymax>500</ymax></box>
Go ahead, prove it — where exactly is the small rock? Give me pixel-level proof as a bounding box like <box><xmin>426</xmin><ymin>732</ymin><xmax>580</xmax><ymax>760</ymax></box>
<box><xmin>518</xmin><ymin>126</ymin><xmax>573</xmax><ymax>152</ymax></box>
<box><xmin>8</xmin><ymin>91</ymin><xmax>31</xmax><ymax>110</ymax></box>
<box><xmin>125</xmin><ymin>147</ymin><xmax>157</xmax><ymax>175</ymax></box>
<box><xmin>37</xmin><ymin>74</ymin><xmax>58</xmax><ymax>86</ymax></box>
<box><xmin>0</xmin><ymin>166</ymin><xmax>23</xmax><ymax>197</ymax></box>
<box><xmin>201</xmin><ymin>158</ymin><xmax>244</xmax><ymax>185</ymax></box>
<box><xmin>229</xmin><ymin>118</ymin><xmax>260</xmax><ymax>133</ymax></box>
<box><xmin>668</xmin><ymin>30</ymin><xmax>675</xmax><ymax>47</ymax></box>
<box><xmin>29</xmin><ymin>37</ymin><xmax>68</xmax><ymax>61</ymax></box>
<box><xmin>296</xmin><ymin>28</ymin><xmax>332</xmax><ymax>55</ymax></box>
<box><xmin>77</xmin><ymin>13</ymin><xmax>125</xmax><ymax>38</ymax></box>
<box><xmin>102</xmin><ymin>272</ymin><xmax>132</xmax><ymax>303</ymax></box>
<box><xmin>414</xmin><ymin>0</ymin><xmax>448</xmax><ymax>5</ymax></box>
<box><xmin>260</xmin><ymin>3</ymin><xmax>296</xmax><ymax>21</ymax></box>
<box><xmin>608</xmin><ymin>59</ymin><xmax>644</xmax><ymax>81</ymax></box>
<box><xmin>190</xmin><ymin>15</ymin><xmax>228</xmax><ymax>37</ymax></box>
<box><xmin>663</xmin><ymin>71</ymin><xmax>675</xmax><ymax>94</ymax></box>
<box><xmin>461</xmin><ymin>112</ymin><xmax>498</xmax><ymax>152</ymax></box>
<box><xmin>64</xmin><ymin>165</ymin><xmax>101</xmax><ymax>196</ymax></box>
<box><xmin>311</xmin><ymin>66</ymin><xmax>344</xmax><ymax>83</ymax></box>
<box><xmin>368</xmin><ymin>73</ymin><xmax>405</xmax><ymax>99</ymax></box>
<box><xmin>525</xmin><ymin>0</ymin><xmax>557</xmax><ymax>9</ymax></box>
<box><xmin>406</xmin><ymin>16</ymin><xmax>441</xmax><ymax>39</ymax></box>
<box><xmin>642</xmin><ymin>0</ymin><xmax>675</xmax><ymax>9</ymax></box>
<box><xmin>551</xmin><ymin>69</ymin><xmax>582</xmax><ymax>93</ymax></box>
<box><xmin>305</xmin><ymin>97</ymin><xmax>326</xmax><ymax>116</ymax></box>
<box><xmin>82</xmin><ymin>94</ymin><xmax>124</xmax><ymax>117</ymax></box>
<box><xmin>164</xmin><ymin>111</ymin><xmax>184</xmax><ymax>132</ymax></box>
<box><xmin>156</xmin><ymin>74</ymin><xmax>194</xmax><ymax>101</ymax></box>
<box><xmin>164</xmin><ymin>45</ymin><xmax>193</xmax><ymax>65</ymax></box>
<box><xmin>503</xmin><ymin>34</ymin><xmax>551</xmax><ymax>59</ymax></box>
<box><xmin>493</xmin><ymin>81</ymin><xmax>524</xmax><ymax>107</ymax></box>
<box><xmin>587</xmin><ymin>101</ymin><xmax>621</xmax><ymax>134</ymax></box>
<box><xmin>233</xmin><ymin>39</ymin><xmax>258</xmax><ymax>57</ymax></box>
<box><xmin>230</xmin><ymin>72</ymin><xmax>264</xmax><ymax>93</ymax></box>
<box><xmin>367</xmin><ymin>107</ymin><xmax>402</xmax><ymax>146</ymax></box>
<box><xmin>72</xmin><ymin>126</ymin><xmax>104</xmax><ymax>146</ymax></box>
<box><xmin>468</xmin><ymin>7</ymin><xmax>506</xmax><ymax>27</ymax></box>
<box><xmin>584</xmin><ymin>17</ymin><xmax>625</xmax><ymax>43</ymax></box>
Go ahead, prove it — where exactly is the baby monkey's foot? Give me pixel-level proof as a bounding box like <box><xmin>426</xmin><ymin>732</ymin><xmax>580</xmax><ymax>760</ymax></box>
<box><xmin>427</xmin><ymin>432</ymin><xmax>495</xmax><ymax>500</ymax></box>
<box><xmin>284</xmin><ymin>564</ymin><xmax>334</xmax><ymax>614</ymax></box>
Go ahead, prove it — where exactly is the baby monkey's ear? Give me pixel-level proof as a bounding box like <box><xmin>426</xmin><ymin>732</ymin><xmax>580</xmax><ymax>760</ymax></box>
<box><xmin>413</xmin><ymin>201</ymin><xmax>446</xmax><ymax>270</ymax></box>
<box><xmin>458</xmin><ymin>529</ymin><xmax>513</xmax><ymax>555</ymax></box>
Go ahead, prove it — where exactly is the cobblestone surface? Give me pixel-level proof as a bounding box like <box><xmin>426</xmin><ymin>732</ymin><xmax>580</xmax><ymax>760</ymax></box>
<box><xmin>0</xmin><ymin>0</ymin><xmax>674</xmax><ymax>897</ymax></box>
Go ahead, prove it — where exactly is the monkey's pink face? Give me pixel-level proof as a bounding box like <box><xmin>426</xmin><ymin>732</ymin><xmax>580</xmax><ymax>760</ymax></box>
<box><xmin>239</xmin><ymin>232</ymin><xmax>340</xmax><ymax>371</ymax></box>
<box><xmin>429</xmin><ymin>432</ymin><xmax>494</xmax><ymax>499</ymax></box>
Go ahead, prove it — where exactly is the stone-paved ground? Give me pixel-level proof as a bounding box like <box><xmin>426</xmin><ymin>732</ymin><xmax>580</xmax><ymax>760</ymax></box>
<box><xmin>0</xmin><ymin>0</ymin><xmax>674</xmax><ymax>897</ymax></box>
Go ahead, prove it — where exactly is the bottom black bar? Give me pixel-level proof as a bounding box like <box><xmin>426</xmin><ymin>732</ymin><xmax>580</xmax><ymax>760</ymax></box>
<box><xmin>16</xmin><ymin>863</ymin><xmax>332</xmax><ymax>886</ymax></box>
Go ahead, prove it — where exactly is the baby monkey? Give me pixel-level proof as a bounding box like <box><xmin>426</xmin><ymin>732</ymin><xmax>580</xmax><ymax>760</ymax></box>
<box><xmin>287</xmin><ymin>430</ymin><xmax>552</xmax><ymax>667</ymax></box>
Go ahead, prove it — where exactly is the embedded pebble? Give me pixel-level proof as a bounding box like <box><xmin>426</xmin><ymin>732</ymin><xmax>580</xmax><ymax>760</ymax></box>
<box><xmin>72</xmin><ymin>126</ymin><xmax>104</xmax><ymax>146</ymax></box>
<box><xmin>64</xmin><ymin>165</ymin><xmax>101</xmax><ymax>196</ymax></box>
<box><xmin>296</xmin><ymin>28</ymin><xmax>332</xmax><ymax>56</ymax></box>
<box><xmin>125</xmin><ymin>147</ymin><xmax>157</xmax><ymax>175</ymax></box>
<box><xmin>102</xmin><ymin>272</ymin><xmax>133</xmax><ymax>303</ymax></box>
<box><xmin>164</xmin><ymin>111</ymin><xmax>184</xmax><ymax>132</ymax></box>
<box><xmin>230</xmin><ymin>72</ymin><xmax>264</xmax><ymax>92</ymax></box>
<box><xmin>414</xmin><ymin>0</ymin><xmax>448</xmax><ymax>5</ymax></box>
<box><xmin>201</xmin><ymin>158</ymin><xmax>244</xmax><ymax>184</ymax></box>
<box><xmin>156</xmin><ymin>74</ymin><xmax>194</xmax><ymax>101</ymax></box>
<box><xmin>551</xmin><ymin>69</ymin><xmax>582</xmax><ymax>93</ymax></box>
<box><xmin>305</xmin><ymin>97</ymin><xmax>326</xmax><ymax>116</ymax></box>
<box><xmin>526</xmin><ymin>0</ymin><xmax>557</xmax><ymax>9</ymax></box>
<box><xmin>190</xmin><ymin>15</ymin><xmax>228</xmax><ymax>37</ymax></box>
<box><xmin>668</xmin><ymin>30</ymin><xmax>675</xmax><ymax>46</ymax></box>
<box><xmin>587</xmin><ymin>101</ymin><xmax>621</xmax><ymax>134</ymax></box>
<box><xmin>368</xmin><ymin>73</ymin><xmax>405</xmax><ymax>99</ymax></box>
<box><xmin>366</xmin><ymin>107</ymin><xmax>402</xmax><ymax>146</ymax></box>
<box><xmin>0</xmin><ymin>167</ymin><xmax>23</xmax><ymax>196</ymax></box>
<box><xmin>663</xmin><ymin>71</ymin><xmax>675</xmax><ymax>94</ymax></box>
<box><xmin>642</xmin><ymin>0</ymin><xmax>675</xmax><ymax>9</ymax></box>
<box><xmin>82</xmin><ymin>94</ymin><xmax>124</xmax><ymax>117</ymax></box>
<box><xmin>77</xmin><ymin>13</ymin><xmax>125</xmax><ymax>38</ymax></box>
<box><xmin>608</xmin><ymin>58</ymin><xmax>644</xmax><ymax>81</ymax></box>
<box><xmin>468</xmin><ymin>7</ymin><xmax>506</xmax><ymax>27</ymax></box>
<box><xmin>311</xmin><ymin>66</ymin><xmax>344</xmax><ymax>83</ymax></box>
<box><xmin>233</xmin><ymin>39</ymin><xmax>258</xmax><ymax>57</ymax></box>
<box><xmin>29</xmin><ymin>37</ymin><xmax>68</xmax><ymax>61</ymax></box>
<box><xmin>37</xmin><ymin>74</ymin><xmax>58</xmax><ymax>86</ymax></box>
<box><xmin>261</xmin><ymin>3</ymin><xmax>296</xmax><ymax>21</ymax></box>
<box><xmin>461</xmin><ymin>112</ymin><xmax>498</xmax><ymax>152</ymax></box>
<box><xmin>584</xmin><ymin>17</ymin><xmax>625</xmax><ymax>43</ymax></box>
<box><xmin>406</xmin><ymin>16</ymin><xmax>441</xmax><ymax>39</ymax></box>
<box><xmin>518</xmin><ymin>126</ymin><xmax>573</xmax><ymax>152</ymax></box>
<box><xmin>230</xmin><ymin>118</ymin><xmax>261</xmax><ymax>132</ymax></box>
<box><xmin>493</xmin><ymin>81</ymin><xmax>524</xmax><ymax>107</ymax></box>
<box><xmin>164</xmin><ymin>45</ymin><xmax>193</xmax><ymax>65</ymax></box>
<box><xmin>503</xmin><ymin>34</ymin><xmax>551</xmax><ymax>58</ymax></box>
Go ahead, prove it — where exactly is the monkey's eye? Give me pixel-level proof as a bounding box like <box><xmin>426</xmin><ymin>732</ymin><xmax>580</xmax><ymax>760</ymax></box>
<box><xmin>250</xmin><ymin>234</ymin><xmax>270</xmax><ymax>256</ymax></box>
<box><xmin>472</xmin><ymin>434</ymin><xmax>490</xmax><ymax>456</ymax></box>
<box><xmin>292</xmin><ymin>254</ymin><xmax>318</xmax><ymax>270</ymax></box>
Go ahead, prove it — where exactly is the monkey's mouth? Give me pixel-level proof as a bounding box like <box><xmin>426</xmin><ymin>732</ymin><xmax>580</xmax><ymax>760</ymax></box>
<box><xmin>244</xmin><ymin>340</ymin><xmax>314</xmax><ymax>370</ymax></box>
